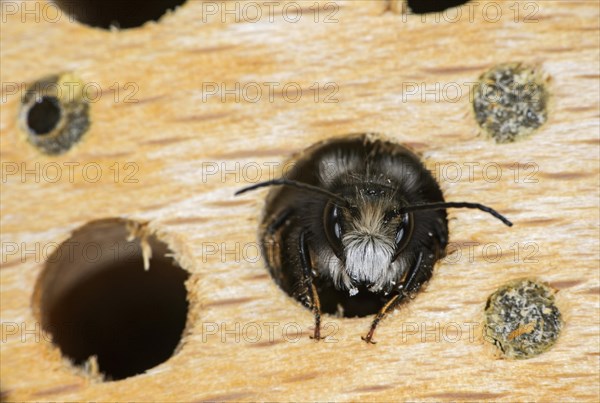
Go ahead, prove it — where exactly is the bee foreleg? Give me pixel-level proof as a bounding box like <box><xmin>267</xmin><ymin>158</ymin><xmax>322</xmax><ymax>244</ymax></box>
<box><xmin>362</xmin><ymin>251</ymin><xmax>426</xmax><ymax>344</ymax></box>
<box><xmin>266</xmin><ymin>208</ymin><xmax>293</xmax><ymax>235</ymax></box>
<box><xmin>298</xmin><ymin>230</ymin><xmax>322</xmax><ymax>341</ymax></box>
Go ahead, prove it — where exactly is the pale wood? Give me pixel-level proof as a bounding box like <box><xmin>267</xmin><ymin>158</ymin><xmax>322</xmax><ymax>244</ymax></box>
<box><xmin>1</xmin><ymin>0</ymin><xmax>599</xmax><ymax>401</ymax></box>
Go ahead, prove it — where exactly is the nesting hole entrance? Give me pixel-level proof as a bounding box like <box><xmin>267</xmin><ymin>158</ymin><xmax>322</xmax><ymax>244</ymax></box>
<box><xmin>256</xmin><ymin>136</ymin><xmax>443</xmax><ymax>319</ymax></box>
<box><xmin>26</xmin><ymin>96</ymin><xmax>62</xmax><ymax>135</ymax></box>
<box><xmin>20</xmin><ymin>74</ymin><xmax>90</xmax><ymax>155</ymax></box>
<box><xmin>406</xmin><ymin>0</ymin><xmax>470</xmax><ymax>14</ymax></box>
<box><xmin>34</xmin><ymin>219</ymin><xmax>190</xmax><ymax>381</ymax></box>
<box><xmin>54</xmin><ymin>0</ymin><xmax>187</xmax><ymax>29</ymax></box>
<box><xmin>317</xmin><ymin>284</ymin><xmax>386</xmax><ymax>318</ymax></box>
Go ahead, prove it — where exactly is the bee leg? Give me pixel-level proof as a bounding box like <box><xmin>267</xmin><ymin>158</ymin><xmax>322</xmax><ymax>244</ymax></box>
<box><xmin>266</xmin><ymin>208</ymin><xmax>293</xmax><ymax>235</ymax></box>
<box><xmin>263</xmin><ymin>209</ymin><xmax>294</xmax><ymax>274</ymax></box>
<box><xmin>362</xmin><ymin>294</ymin><xmax>401</xmax><ymax>344</ymax></box>
<box><xmin>362</xmin><ymin>251</ymin><xmax>426</xmax><ymax>344</ymax></box>
<box><xmin>298</xmin><ymin>230</ymin><xmax>322</xmax><ymax>341</ymax></box>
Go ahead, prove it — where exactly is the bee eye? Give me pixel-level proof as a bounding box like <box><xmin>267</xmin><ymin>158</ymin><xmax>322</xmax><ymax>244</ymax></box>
<box><xmin>324</xmin><ymin>202</ymin><xmax>344</xmax><ymax>259</ymax></box>
<box><xmin>395</xmin><ymin>226</ymin><xmax>405</xmax><ymax>244</ymax></box>
<box><xmin>394</xmin><ymin>213</ymin><xmax>413</xmax><ymax>258</ymax></box>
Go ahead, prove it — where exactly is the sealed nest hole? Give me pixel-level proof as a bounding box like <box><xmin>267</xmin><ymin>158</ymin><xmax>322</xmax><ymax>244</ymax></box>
<box><xmin>484</xmin><ymin>279</ymin><xmax>562</xmax><ymax>359</ymax></box>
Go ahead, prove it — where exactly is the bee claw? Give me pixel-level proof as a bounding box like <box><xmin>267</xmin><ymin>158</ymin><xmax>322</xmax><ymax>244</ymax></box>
<box><xmin>309</xmin><ymin>326</ymin><xmax>323</xmax><ymax>341</ymax></box>
<box><xmin>361</xmin><ymin>335</ymin><xmax>377</xmax><ymax>344</ymax></box>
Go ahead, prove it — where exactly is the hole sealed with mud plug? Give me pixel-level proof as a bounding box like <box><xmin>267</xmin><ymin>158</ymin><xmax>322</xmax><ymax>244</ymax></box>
<box><xmin>19</xmin><ymin>74</ymin><xmax>90</xmax><ymax>155</ymax></box>
<box><xmin>484</xmin><ymin>278</ymin><xmax>562</xmax><ymax>359</ymax></box>
<box><xmin>54</xmin><ymin>0</ymin><xmax>187</xmax><ymax>29</ymax></box>
<box><xmin>473</xmin><ymin>63</ymin><xmax>549</xmax><ymax>143</ymax></box>
<box><xmin>33</xmin><ymin>218</ymin><xmax>190</xmax><ymax>381</ymax></box>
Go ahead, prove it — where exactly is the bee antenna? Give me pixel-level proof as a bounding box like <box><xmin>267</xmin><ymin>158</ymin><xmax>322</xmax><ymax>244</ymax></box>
<box><xmin>235</xmin><ymin>179</ymin><xmax>349</xmax><ymax>206</ymax></box>
<box><xmin>400</xmin><ymin>202</ymin><xmax>513</xmax><ymax>227</ymax></box>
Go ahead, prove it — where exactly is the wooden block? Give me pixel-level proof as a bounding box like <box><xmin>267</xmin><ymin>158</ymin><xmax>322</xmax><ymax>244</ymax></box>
<box><xmin>1</xmin><ymin>0</ymin><xmax>598</xmax><ymax>400</ymax></box>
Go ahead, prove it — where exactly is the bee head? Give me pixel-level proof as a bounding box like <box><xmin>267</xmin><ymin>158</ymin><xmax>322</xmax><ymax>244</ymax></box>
<box><xmin>323</xmin><ymin>186</ymin><xmax>414</xmax><ymax>290</ymax></box>
<box><xmin>235</xmin><ymin>178</ymin><xmax>512</xmax><ymax>295</ymax></box>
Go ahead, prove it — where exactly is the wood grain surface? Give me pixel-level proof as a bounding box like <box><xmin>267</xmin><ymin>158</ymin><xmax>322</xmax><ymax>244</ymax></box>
<box><xmin>1</xmin><ymin>0</ymin><xmax>599</xmax><ymax>401</ymax></box>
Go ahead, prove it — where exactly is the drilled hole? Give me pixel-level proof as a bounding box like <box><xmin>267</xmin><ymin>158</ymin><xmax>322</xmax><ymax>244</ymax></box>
<box><xmin>26</xmin><ymin>96</ymin><xmax>62</xmax><ymax>135</ymax></box>
<box><xmin>20</xmin><ymin>74</ymin><xmax>90</xmax><ymax>155</ymax></box>
<box><xmin>54</xmin><ymin>0</ymin><xmax>187</xmax><ymax>29</ymax></box>
<box><xmin>407</xmin><ymin>0</ymin><xmax>469</xmax><ymax>14</ymax></box>
<box><xmin>34</xmin><ymin>219</ymin><xmax>189</xmax><ymax>381</ymax></box>
<box><xmin>256</xmin><ymin>135</ymin><xmax>448</xmax><ymax>319</ymax></box>
<box><xmin>315</xmin><ymin>286</ymin><xmax>387</xmax><ymax>317</ymax></box>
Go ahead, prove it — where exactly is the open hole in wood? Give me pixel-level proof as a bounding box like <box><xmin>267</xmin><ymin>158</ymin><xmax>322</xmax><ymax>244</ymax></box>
<box><xmin>26</xmin><ymin>96</ymin><xmax>62</xmax><ymax>135</ymax></box>
<box><xmin>315</xmin><ymin>286</ymin><xmax>387</xmax><ymax>317</ymax></box>
<box><xmin>406</xmin><ymin>0</ymin><xmax>469</xmax><ymax>14</ymax></box>
<box><xmin>256</xmin><ymin>135</ymin><xmax>448</xmax><ymax>319</ymax></box>
<box><xmin>54</xmin><ymin>0</ymin><xmax>187</xmax><ymax>29</ymax></box>
<box><xmin>33</xmin><ymin>219</ymin><xmax>190</xmax><ymax>381</ymax></box>
<box><xmin>20</xmin><ymin>74</ymin><xmax>90</xmax><ymax>155</ymax></box>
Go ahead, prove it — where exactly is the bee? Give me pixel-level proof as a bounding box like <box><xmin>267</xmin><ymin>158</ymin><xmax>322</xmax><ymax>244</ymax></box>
<box><xmin>236</xmin><ymin>134</ymin><xmax>512</xmax><ymax>343</ymax></box>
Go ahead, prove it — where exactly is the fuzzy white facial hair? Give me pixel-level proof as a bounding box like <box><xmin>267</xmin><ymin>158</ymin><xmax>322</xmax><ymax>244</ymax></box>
<box><xmin>340</xmin><ymin>199</ymin><xmax>396</xmax><ymax>294</ymax></box>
